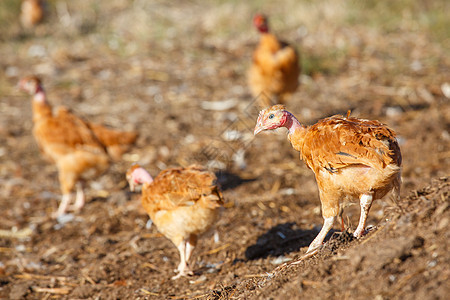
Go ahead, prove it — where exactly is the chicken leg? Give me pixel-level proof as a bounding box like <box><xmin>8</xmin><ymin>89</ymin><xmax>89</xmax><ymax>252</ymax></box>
<box><xmin>306</xmin><ymin>216</ymin><xmax>335</xmax><ymax>254</ymax></box>
<box><xmin>70</xmin><ymin>183</ymin><xmax>85</xmax><ymax>211</ymax></box>
<box><xmin>306</xmin><ymin>193</ymin><xmax>374</xmax><ymax>254</ymax></box>
<box><xmin>353</xmin><ymin>193</ymin><xmax>373</xmax><ymax>237</ymax></box>
<box><xmin>52</xmin><ymin>193</ymin><xmax>72</xmax><ymax>219</ymax></box>
<box><xmin>172</xmin><ymin>239</ymin><xmax>195</xmax><ymax>280</ymax></box>
<box><xmin>185</xmin><ymin>235</ymin><xmax>197</xmax><ymax>264</ymax></box>
<box><xmin>254</xmin><ymin>105</ymin><xmax>402</xmax><ymax>260</ymax></box>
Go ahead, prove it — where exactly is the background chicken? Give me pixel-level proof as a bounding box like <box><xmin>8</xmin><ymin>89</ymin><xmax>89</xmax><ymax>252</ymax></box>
<box><xmin>19</xmin><ymin>76</ymin><xmax>138</xmax><ymax>218</ymax></box>
<box><xmin>126</xmin><ymin>164</ymin><xmax>224</xmax><ymax>279</ymax></box>
<box><xmin>248</xmin><ymin>14</ymin><xmax>301</xmax><ymax>107</ymax></box>
<box><xmin>20</xmin><ymin>0</ymin><xmax>45</xmax><ymax>29</ymax></box>
<box><xmin>254</xmin><ymin>105</ymin><xmax>402</xmax><ymax>254</ymax></box>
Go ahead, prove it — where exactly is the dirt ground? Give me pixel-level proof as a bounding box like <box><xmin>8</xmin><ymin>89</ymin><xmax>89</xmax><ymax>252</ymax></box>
<box><xmin>0</xmin><ymin>1</ymin><xmax>449</xmax><ymax>299</ymax></box>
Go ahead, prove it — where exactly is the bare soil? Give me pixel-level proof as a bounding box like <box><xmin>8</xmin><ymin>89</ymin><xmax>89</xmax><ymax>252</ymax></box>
<box><xmin>0</xmin><ymin>1</ymin><xmax>449</xmax><ymax>299</ymax></box>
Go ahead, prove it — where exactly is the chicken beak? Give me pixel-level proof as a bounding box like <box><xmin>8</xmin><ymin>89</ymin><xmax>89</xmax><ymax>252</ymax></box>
<box><xmin>254</xmin><ymin>115</ymin><xmax>265</xmax><ymax>135</ymax></box>
<box><xmin>128</xmin><ymin>180</ymin><xmax>136</xmax><ymax>192</ymax></box>
<box><xmin>254</xmin><ymin>124</ymin><xmax>264</xmax><ymax>135</ymax></box>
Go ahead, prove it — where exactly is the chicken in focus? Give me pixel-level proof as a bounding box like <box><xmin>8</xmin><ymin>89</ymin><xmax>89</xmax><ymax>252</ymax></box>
<box><xmin>20</xmin><ymin>0</ymin><xmax>45</xmax><ymax>28</ymax></box>
<box><xmin>19</xmin><ymin>76</ymin><xmax>138</xmax><ymax>218</ymax></box>
<box><xmin>254</xmin><ymin>105</ymin><xmax>402</xmax><ymax>254</ymax></box>
<box><xmin>126</xmin><ymin>164</ymin><xmax>223</xmax><ymax>279</ymax></box>
<box><xmin>248</xmin><ymin>14</ymin><xmax>301</xmax><ymax>107</ymax></box>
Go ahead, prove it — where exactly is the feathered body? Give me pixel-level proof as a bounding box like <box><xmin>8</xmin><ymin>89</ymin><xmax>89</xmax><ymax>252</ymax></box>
<box><xmin>19</xmin><ymin>76</ymin><xmax>138</xmax><ymax>218</ymax></box>
<box><xmin>127</xmin><ymin>165</ymin><xmax>223</xmax><ymax>279</ymax></box>
<box><xmin>289</xmin><ymin>113</ymin><xmax>402</xmax><ymax>216</ymax></box>
<box><xmin>21</xmin><ymin>0</ymin><xmax>45</xmax><ymax>28</ymax></box>
<box><xmin>254</xmin><ymin>105</ymin><xmax>402</xmax><ymax>253</ymax></box>
<box><xmin>248</xmin><ymin>14</ymin><xmax>300</xmax><ymax>106</ymax></box>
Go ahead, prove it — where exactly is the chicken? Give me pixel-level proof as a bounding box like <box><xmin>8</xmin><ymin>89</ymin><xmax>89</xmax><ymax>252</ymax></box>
<box><xmin>254</xmin><ymin>105</ymin><xmax>402</xmax><ymax>254</ymax></box>
<box><xmin>19</xmin><ymin>76</ymin><xmax>138</xmax><ymax>218</ymax></box>
<box><xmin>20</xmin><ymin>0</ymin><xmax>45</xmax><ymax>28</ymax></box>
<box><xmin>248</xmin><ymin>14</ymin><xmax>300</xmax><ymax>107</ymax></box>
<box><xmin>126</xmin><ymin>164</ymin><xmax>223</xmax><ymax>279</ymax></box>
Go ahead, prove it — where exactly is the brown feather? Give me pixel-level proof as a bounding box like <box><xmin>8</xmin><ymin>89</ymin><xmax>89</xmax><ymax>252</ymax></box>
<box><xmin>290</xmin><ymin>114</ymin><xmax>401</xmax><ymax>175</ymax></box>
<box><xmin>131</xmin><ymin>165</ymin><xmax>223</xmax><ymax>276</ymax></box>
<box><xmin>19</xmin><ymin>76</ymin><xmax>137</xmax><ymax>215</ymax></box>
<box><xmin>282</xmin><ymin>109</ymin><xmax>402</xmax><ymax>208</ymax></box>
<box><xmin>88</xmin><ymin>123</ymin><xmax>138</xmax><ymax>161</ymax></box>
<box><xmin>248</xmin><ymin>19</ymin><xmax>300</xmax><ymax>106</ymax></box>
<box><xmin>142</xmin><ymin>165</ymin><xmax>223</xmax><ymax>217</ymax></box>
<box><xmin>34</xmin><ymin>107</ymin><xmax>107</xmax><ymax>156</ymax></box>
<box><xmin>255</xmin><ymin>105</ymin><xmax>402</xmax><ymax>251</ymax></box>
<box><xmin>21</xmin><ymin>0</ymin><xmax>45</xmax><ymax>28</ymax></box>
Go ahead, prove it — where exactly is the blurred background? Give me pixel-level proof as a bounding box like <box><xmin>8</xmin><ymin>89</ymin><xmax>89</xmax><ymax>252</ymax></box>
<box><xmin>0</xmin><ymin>0</ymin><xmax>449</xmax><ymax>298</ymax></box>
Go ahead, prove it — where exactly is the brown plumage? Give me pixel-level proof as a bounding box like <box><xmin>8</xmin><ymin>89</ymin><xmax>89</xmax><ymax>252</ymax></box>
<box><xmin>20</xmin><ymin>0</ymin><xmax>45</xmax><ymax>28</ymax></box>
<box><xmin>254</xmin><ymin>105</ymin><xmax>402</xmax><ymax>254</ymax></box>
<box><xmin>126</xmin><ymin>164</ymin><xmax>223</xmax><ymax>279</ymax></box>
<box><xmin>88</xmin><ymin>122</ymin><xmax>139</xmax><ymax>161</ymax></box>
<box><xmin>248</xmin><ymin>14</ymin><xmax>300</xmax><ymax>106</ymax></box>
<box><xmin>19</xmin><ymin>76</ymin><xmax>138</xmax><ymax>218</ymax></box>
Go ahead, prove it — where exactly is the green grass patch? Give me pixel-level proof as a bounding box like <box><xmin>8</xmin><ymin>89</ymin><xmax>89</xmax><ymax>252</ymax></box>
<box><xmin>0</xmin><ymin>0</ymin><xmax>21</xmax><ymax>32</ymax></box>
<box><xmin>301</xmin><ymin>49</ymin><xmax>348</xmax><ymax>77</ymax></box>
<box><xmin>346</xmin><ymin>0</ymin><xmax>450</xmax><ymax>44</ymax></box>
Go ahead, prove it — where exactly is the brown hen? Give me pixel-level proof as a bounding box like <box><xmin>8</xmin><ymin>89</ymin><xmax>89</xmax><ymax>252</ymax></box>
<box><xmin>20</xmin><ymin>0</ymin><xmax>45</xmax><ymax>28</ymax></box>
<box><xmin>126</xmin><ymin>164</ymin><xmax>223</xmax><ymax>279</ymax></box>
<box><xmin>19</xmin><ymin>76</ymin><xmax>138</xmax><ymax>218</ymax></box>
<box><xmin>248</xmin><ymin>14</ymin><xmax>300</xmax><ymax>106</ymax></box>
<box><xmin>254</xmin><ymin>105</ymin><xmax>402</xmax><ymax>254</ymax></box>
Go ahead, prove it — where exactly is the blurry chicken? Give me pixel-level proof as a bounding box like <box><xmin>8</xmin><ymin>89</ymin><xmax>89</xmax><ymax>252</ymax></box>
<box><xmin>20</xmin><ymin>0</ymin><xmax>45</xmax><ymax>28</ymax></box>
<box><xmin>248</xmin><ymin>14</ymin><xmax>300</xmax><ymax>107</ymax></box>
<box><xmin>126</xmin><ymin>164</ymin><xmax>223</xmax><ymax>279</ymax></box>
<box><xmin>254</xmin><ymin>105</ymin><xmax>402</xmax><ymax>254</ymax></box>
<box><xmin>19</xmin><ymin>76</ymin><xmax>138</xmax><ymax>218</ymax></box>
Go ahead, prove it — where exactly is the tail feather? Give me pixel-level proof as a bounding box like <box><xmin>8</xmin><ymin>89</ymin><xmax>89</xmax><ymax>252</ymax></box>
<box><xmin>393</xmin><ymin>172</ymin><xmax>402</xmax><ymax>200</ymax></box>
<box><xmin>389</xmin><ymin>172</ymin><xmax>403</xmax><ymax>212</ymax></box>
<box><xmin>89</xmin><ymin>123</ymin><xmax>138</xmax><ymax>160</ymax></box>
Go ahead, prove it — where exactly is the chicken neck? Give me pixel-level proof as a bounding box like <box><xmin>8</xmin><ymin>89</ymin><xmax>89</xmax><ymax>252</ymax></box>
<box><xmin>32</xmin><ymin>87</ymin><xmax>52</xmax><ymax>122</ymax></box>
<box><xmin>284</xmin><ymin>111</ymin><xmax>308</xmax><ymax>153</ymax></box>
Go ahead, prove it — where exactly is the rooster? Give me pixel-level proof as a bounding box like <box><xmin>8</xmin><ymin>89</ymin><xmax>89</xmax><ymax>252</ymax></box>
<box><xmin>19</xmin><ymin>76</ymin><xmax>138</xmax><ymax>218</ymax></box>
<box><xmin>248</xmin><ymin>14</ymin><xmax>300</xmax><ymax>107</ymax></box>
<box><xmin>254</xmin><ymin>105</ymin><xmax>402</xmax><ymax>254</ymax></box>
<box><xmin>126</xmin><ymin>164</ymin><xmax>223</xmax><ymax>279</ymax></box>
<box><xmin>20</xmin><ymin>0</ymin><xmax>45</xmax><ymax>29</ymax></box>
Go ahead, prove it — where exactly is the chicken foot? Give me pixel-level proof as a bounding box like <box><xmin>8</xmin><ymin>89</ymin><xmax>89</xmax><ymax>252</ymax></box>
<box><xmin>52</xmin><ymin>193</ymin><xmax>72</xmax><ymax>219</ymax></box>
<box><xmin>172</xmin><ymin>239</ymin><xmax>195</xmax><ymax>280</ymax></box>
<box><xmin>306</xmin><ymin>216</ymin><xmax>335</xmax><ymax>254</ymax></box>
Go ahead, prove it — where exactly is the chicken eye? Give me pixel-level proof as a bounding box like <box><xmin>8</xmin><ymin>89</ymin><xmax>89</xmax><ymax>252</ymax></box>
<box><xmin>268</xmin><ymin>114</ymin><xmax>274</xmax><ymax>119</ymax></box>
